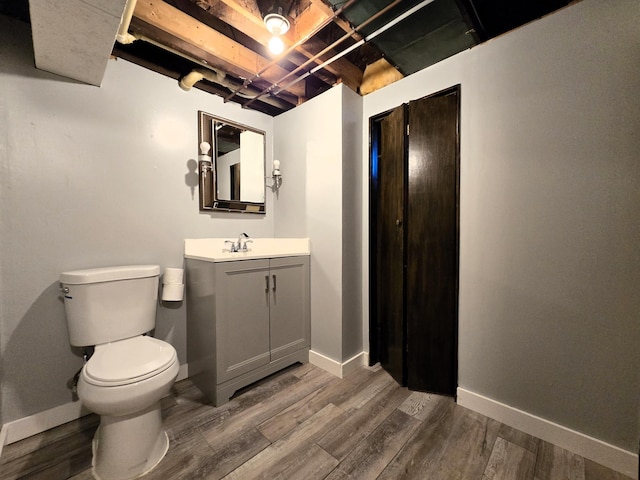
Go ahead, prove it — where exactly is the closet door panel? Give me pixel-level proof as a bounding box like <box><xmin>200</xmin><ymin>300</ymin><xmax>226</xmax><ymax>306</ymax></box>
<box><xmin>406</xmin><ymin>89</ymin><xmax>459</xmax><ymax>395</ymax></box>
<box><xmin>376</xmin><ymin>105</ymin><xmax>406</xmax><ymax>385</ymax></box>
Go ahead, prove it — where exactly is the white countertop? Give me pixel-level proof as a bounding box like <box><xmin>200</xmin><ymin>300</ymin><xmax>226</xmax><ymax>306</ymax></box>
<box><xmin>184</xmin><ymin>238</ymin><xmax>310</xmax><ymax>262</ymax></box>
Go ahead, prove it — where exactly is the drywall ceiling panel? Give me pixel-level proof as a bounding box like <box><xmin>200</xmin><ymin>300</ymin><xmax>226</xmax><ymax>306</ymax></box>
<box><xmin>29</xmin><ymin>0</ymin><xmax>128</xmax><ymax>86</ymax></box>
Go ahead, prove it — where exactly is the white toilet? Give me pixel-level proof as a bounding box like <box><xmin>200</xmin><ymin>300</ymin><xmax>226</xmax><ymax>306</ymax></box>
<box><xmin>60</xmin><ymin>265</ymin><xmax>179</xmax><ymax>480</ymax></box>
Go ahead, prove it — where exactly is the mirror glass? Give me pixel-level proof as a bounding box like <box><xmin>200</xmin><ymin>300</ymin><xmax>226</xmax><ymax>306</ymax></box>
<box><xmin>198</xmin><ymin>111</ymin><xmax>266</xmax><ymax>213</ymax></box>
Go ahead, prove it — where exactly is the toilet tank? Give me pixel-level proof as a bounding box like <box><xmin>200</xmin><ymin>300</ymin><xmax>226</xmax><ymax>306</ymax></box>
<box><xmin>60</xmin><ymin>265</ymin><xmax>160</xmax><ymax>347</ymax></box>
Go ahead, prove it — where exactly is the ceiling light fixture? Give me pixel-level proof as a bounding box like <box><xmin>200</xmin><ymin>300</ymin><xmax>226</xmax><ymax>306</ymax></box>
<box><xmin>263</xmin><ymin>12</ymin><xmax>290</xmax><ymax>36</ymax></box>
<box><xmin>263</xmin><ymin>6</ymin><xmax>290</xmax><ymax>55</ymax></box>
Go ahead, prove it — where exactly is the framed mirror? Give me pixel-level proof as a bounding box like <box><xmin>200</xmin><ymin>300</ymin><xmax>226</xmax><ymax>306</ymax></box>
<box><xmin>198</xmin><ymin>111</ymin><xmax>266</xmax><ymax>213</ymax></box>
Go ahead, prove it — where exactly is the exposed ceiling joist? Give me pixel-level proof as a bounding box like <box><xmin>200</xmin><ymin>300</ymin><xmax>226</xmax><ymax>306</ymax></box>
<box><xmin>5</xmin><ymin>0</ymin><xmax>576</xmax><ymax>116</ymax></box>
<box><xmin>133</xmin><ymin>0</ymin><xmax>307</xmax><ymax>99</ymax></box>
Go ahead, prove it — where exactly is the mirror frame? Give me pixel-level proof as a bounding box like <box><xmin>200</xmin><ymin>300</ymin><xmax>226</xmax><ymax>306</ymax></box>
<box><xmin>198</xmin><ymin>111</ymin><xmax>266</xmax><ymax>214</ymax></box>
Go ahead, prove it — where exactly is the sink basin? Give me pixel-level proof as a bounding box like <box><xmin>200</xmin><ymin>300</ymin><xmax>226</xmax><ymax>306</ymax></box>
<box><xmin>184</xmin><ymin>238</ymin><xmax>310</xmax><ymax>262</ymax></box>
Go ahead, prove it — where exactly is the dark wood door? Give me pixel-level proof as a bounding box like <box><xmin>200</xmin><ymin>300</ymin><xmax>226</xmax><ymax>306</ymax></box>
<box><xmin>406</xmin><ymin>88</ymin><xmax>459</xmax><ymax>395</ymax></box>
<box><xmin>375</xmin><ymin>105</ymin><xmax>406</xmax><ymax>385</ymax></box>
<box><xmin>370</xmin><ymin>87</ymin><xmax>459</xmax><ymax>396</ymax></box>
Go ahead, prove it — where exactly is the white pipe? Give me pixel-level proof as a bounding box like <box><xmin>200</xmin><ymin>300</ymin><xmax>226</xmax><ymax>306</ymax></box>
<box><xmin>179</xmin><ymin>68</ymin><xmax>226</xmax><ymax>91</ymax></box>
<box><xmin>113</xmin><ymin>2</ymin><xmax>289</xmax><ymax>109</ymax></box>
<box><xmin>179</xmin><ymin>68</ymin><xmax>291</xmax><ymax>109</ymax></box>
<box><xmin>179</xmin><ymin>71</ymin><xmax>205</xmax><ymax>91</ymax></box>
<box><xmin>276</xmin><ymin>0</ymin><xmax>436</xmax><ymax>94</ymax></box>
<box><xmin>116</xmin><ymin>0</ymin><xmax>138</xmax><ymax>44</ymax></box>
<box><xmin>313</xmin><ymin>0</ymin><xmax>436</xmax><ymax>73</ymax></box>
<box><xmin>122</xmin><ymin>32</ymin><xmax>291</xmax><ymax>109</ymax></box>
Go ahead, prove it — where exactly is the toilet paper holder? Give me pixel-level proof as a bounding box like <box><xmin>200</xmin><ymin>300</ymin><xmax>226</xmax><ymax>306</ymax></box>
<box><xmin>162</xmin><ymin>267</ymin><xmax>184</xmax><ymax>302</ymax></box>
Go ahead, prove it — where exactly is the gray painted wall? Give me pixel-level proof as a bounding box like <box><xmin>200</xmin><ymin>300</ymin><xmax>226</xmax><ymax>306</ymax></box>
<box><xmin>0</xmin><ymin>16</ymin><xmax>275</xmax><ymax>425</ymax></box>
<box><xmin>273</xmin><ymin>85</ymin><xmax>365</xmax><ymax>363</ymax></box>
<box><xmin>341</xmin><ymin>87</ymin><xmax>363</xmax><ymax>360</ymax></box>
<box><xmin>362</xmin><ymin>0</ymin><xmax>640</xmax><ymax>451</ymax></box>
<box><xmin>273</xmin><ymin>87</ymin><xmax>344</xmax><ymax>361</ymax></box>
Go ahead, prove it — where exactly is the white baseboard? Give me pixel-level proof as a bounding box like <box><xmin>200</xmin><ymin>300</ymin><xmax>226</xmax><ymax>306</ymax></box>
<box><xmin>457</xmin><ymin>387</ymin><xmax>639</xmax><ymax>479</ymax></box>
<box><xmin>0</xmin><ymin>363</ymin><xmax>190</xmax><ymax>451</ymax></box>
<box><xmin>4</xmin><ymin>398</ymin><xmax>90</xmax><ymax>446</ymax></box>
<box><xmin>309</xmin><ymin>350</ymin><xmax>367</xmax><ymax>378</ymax></box>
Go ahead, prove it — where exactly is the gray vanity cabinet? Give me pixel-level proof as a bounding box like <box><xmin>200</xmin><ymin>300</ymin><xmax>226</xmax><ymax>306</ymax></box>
<box><xmin>186</xmin><ymin>255</ymin><xmax>310</xmax><ymax>406</ymax></box>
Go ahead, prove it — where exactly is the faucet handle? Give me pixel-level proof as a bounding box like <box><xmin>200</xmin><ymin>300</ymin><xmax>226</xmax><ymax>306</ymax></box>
<box><xmin>241</xmin><ymin>239</ymin><xmax>253</xmax><ymax>251</ymax></box>
<box><xmin>225</xmin><ymin>240</ymin><xmax>238</xmax><ymax>252</ymax></box>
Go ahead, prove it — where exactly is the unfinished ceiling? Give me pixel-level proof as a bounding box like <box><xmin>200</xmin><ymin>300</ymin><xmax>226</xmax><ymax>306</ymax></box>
<box><xmin>3</xmin><ymin>0</ymin><xmax>574</xmax><ymax>116</ymax></box>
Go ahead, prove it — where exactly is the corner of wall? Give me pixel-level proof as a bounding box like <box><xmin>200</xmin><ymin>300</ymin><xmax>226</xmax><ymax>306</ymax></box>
<box><xmin>309</xmin><ymin>350</ymin><xmax>367</xmax><ymax>378</ymax></box>
<box><xmin>0</xmin><ymin>422</ymin><xmax>8</xmax><ymax>459</ymax></box>
<box><xmin>341</xmin><ymin>86</ymin><xmax>364</xmax><ymax>360</ymax></box>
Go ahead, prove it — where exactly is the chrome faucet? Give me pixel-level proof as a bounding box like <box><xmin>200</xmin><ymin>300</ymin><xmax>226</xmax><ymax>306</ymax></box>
<box><xmin>225</xmin><ymin>233</ymin><xmax>251</xmax><ymax>252</ymax></box>
<box><xmin>238</xmin><ymin>232</ymin><xmax>252</xmax><ymax>252</ymax></box>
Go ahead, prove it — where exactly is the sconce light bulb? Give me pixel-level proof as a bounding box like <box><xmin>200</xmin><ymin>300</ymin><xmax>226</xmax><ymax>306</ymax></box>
<box><xmin>273</xmin><ymin>160</ymin><xmax>280</xmax><ymax>169</ymax></box>
<box><xmin>199</xmin><ymin>141</ymin><xmax>211</xmax><ymax>155</ymax></box>
<box><xmin>198</xmin><ymin>141</ymin><xmax>212</xmax><ymax>163</ymax></box>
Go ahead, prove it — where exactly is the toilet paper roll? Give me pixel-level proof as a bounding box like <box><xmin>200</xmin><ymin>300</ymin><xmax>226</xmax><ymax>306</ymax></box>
<box><xmin>162</xmin><ymin>283</ymin><xmax>184</xmax><ymax>302</ymax></box>
<box><xmin>163</xmin><ymin>267</ymin><xmax>184</xmax><ymax>285</ymax></box>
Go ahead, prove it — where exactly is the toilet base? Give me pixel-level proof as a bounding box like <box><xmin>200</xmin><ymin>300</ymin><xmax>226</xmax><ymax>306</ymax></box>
<box><xmin>91</xmin><ymin>401</ymin><xmax>169</xmax><ymax>480</ymax></box>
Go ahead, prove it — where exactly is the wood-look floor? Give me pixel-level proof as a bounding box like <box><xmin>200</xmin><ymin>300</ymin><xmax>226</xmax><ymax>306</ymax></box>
<box><xmin>0</xmin><ymin>364</ymin><xmax>631</xmax><ymax>480</ymax></box>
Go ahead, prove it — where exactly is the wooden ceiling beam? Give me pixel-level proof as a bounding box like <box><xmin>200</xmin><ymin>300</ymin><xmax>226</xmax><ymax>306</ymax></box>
<box><xmin>112</xmin><ymin>45</ymin><xmax>286</xmax><ymax>115</ymax></box>
<box><xmin>194</xmin><ymin>0</ymin><xmax>362</xmax><ymax>92</ymax></box>
<box><xmin>308</xmin><ymin>0</ymin><xmax>362</xmax><ymax>41</ymax></box>
<box><xmin>288</xmin><ymin>0</ymin><xmax>362</xmax><ymax>91</ymax></box>
<box><xmin>191</xmin><ymin>0</ymin><xmax>338</xmax><ymax>87</ymax></box>
<box><xmin>128</xmin><ymin>17</ymin><xmax>300</xmax><ymax>107</ymax></box>
<box><xmin>133</xmin><ymin>0</ymin><xmax>306</xmax><ymax>98</ymax></box>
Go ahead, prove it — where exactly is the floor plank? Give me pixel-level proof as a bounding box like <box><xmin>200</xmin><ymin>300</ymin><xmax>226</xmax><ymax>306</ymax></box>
<box><xmin>534</xmin><ymin>440</ymin><xmax>586</xmax><ymax>480</ymax></box>
<box><xmin>482</xmin><ymin>437</ymin><xmax>536</xmax><ymax>480</ymax></box>
<box><xmin>376</xmin><ymin>397</ymin><xmax>458</xmax><ymax>480</ymax></box>
<box><xmin>397</xmin><ymin>390</ymin><xmax>443</xmax><ymax>420</ymax></box>
<box><xmin>413</xmin><ymin>407</ymin><xmax>500</xmax><ymax>480</ymax></box>
<box><xmin>497</xmin><ymin>423</ymin><xmax>540</xmax><ymax>454</ymax></box>
<box><xmin>316</xmin><ymin>380</ymin><xmax>410</xmax><ymax>461</ymax></box>
<box><xmin>0</xmin><ymin>363</ymin><xmax>633</xmax><ymax>480</ymax></box>
<box><xmin>257</xmin><ymin>364</ymin><xmax>379</xmax><ymax>442</ymax></box>
<box><xmin>224</xmin><ymin>404</ymin><xmax>344</xmax><ymax>480</ymax></box>
<box><xmin>323</xmin><ymin>409</ymin><xmax>421</xmax><ymax>480</ymax></box>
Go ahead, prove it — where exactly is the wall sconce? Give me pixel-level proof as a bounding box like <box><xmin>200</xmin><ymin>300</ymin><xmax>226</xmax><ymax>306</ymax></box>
<box><xmin>199</xmin><ymin>141</ymin><xmax>212</xmax><ymax>174</ymax></box>
<box><xmin>264</xmin><ymin>7</ymin><xmax>289</xmax><ymax>55</ymax></box>
<box><xmin>266</xmin><ymin>159</ymin><xmax>282</xmax><ymax>191</ymax></box>
<box><xmin>198</xmin><ymin>141</ymin><xmax>214</xmax><ymax>208</ymax></box>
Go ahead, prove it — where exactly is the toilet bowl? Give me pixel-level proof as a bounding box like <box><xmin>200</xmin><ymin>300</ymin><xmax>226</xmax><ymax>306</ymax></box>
<box><xmin>60</xmin><ymin>265</ymin><xmax>179</xmax><ymax>480</ymax></box>
<box><xmin>78</xmin><ymin>336</ymin><xmax>178</xmax><ymax>417</ymax></box>
<box><xmin>78</xmin><ymin>336</ymin><xmax>179</xmax><ymax>480</ymax></box>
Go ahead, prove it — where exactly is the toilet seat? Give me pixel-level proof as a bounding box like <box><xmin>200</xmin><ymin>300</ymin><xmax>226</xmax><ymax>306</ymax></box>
<box><xmin>84</xmin><ymin>336</ymin><xmax>177</xmax><ymax>387</ymax></box>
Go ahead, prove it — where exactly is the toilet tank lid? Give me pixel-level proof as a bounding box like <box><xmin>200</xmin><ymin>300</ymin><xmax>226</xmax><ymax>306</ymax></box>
<box><xmin>60</xmin><ymin>265</ymin><xmax>160</xmax><ymax>284</ymax></box>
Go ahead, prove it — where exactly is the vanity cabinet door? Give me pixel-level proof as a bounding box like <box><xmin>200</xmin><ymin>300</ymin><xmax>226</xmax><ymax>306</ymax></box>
<box><xmin>269</xmin><ymin>256</ymin><xmax>310</xmax><ymax>361</ymax></box>
<box><xmin>215</xmin><ymin>259</ymin><xmax>271</xmax><ymax>383</ymax></box>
